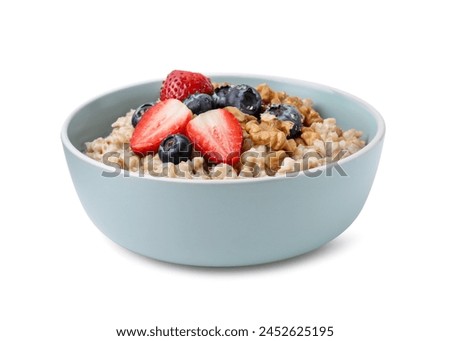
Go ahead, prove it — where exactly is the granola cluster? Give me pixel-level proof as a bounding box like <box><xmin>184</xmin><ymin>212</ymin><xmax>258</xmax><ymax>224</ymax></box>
<box><xmin>85</xmin><ymin>83</ymin><xmax>365</xmax><ymax>179</ymax></box>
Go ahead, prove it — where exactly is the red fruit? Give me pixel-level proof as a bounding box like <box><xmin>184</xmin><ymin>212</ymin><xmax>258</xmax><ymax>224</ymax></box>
<box><xmin>130</xmin><ymin>99</ymin><xmax>192</xmax><ymax>155</ymax></box>
<box><xmin>186</xmin><ymin>109</ymin><xmax>243</xmax><ymax>165</ymax></box>
<box><xmin>160</xmin><ymin>70</ymin><xmax>214</xmax><ymax>101</ymax></box>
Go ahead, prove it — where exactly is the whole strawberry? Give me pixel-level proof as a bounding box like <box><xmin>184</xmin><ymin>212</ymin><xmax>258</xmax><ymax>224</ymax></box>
<box><xmin>160</xmin><ymin>70</ymin><xmax>214</xmax><ymax>101</ymax></box>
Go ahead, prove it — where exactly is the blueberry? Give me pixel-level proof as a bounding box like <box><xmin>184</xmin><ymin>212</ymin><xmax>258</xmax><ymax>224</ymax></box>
<box><xmin>132</xmin><ymin>102</ymin><xmax>154</xmax><ymax>127</ymax></box>
<box><xmin>226</xmin><ymin>84</ymin><xmax>262</xmax><ymax>117</ymax></box>
<box><xmin>212</xmin><ymin>85</ymin><xmax>231</xmax><ymax>108</ymax></box>
<box><xmin>266</xmin><ymin>104</ymin><xmax>302</xmax><ymax>138</ymax></box>
<box><xmin>183</xmin><ymin>93</ymin><xmax>213</xmax><ymax>115</ymax></box>
<box><xmin>158</xmin><ymin>134</ymin><xmax>192</xmax><ymax>165</ymax></box>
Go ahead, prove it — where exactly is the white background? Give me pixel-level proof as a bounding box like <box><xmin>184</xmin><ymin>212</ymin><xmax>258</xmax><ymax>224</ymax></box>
<box><xmin>1</xmin><ymin>0</ymin><xmax>449</xmax><ymax>340</ymax></box>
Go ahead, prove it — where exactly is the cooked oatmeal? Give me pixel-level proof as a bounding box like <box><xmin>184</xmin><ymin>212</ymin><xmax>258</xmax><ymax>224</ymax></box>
<box><xmin>85</xmin><ymin>83</ymin><xmax>365</xmax><ymax>179</ymax></box>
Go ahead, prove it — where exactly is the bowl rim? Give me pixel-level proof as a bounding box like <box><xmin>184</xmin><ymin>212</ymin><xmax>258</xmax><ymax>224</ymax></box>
<box><xmin>61</xmin><ymin>73</ymin><xmax>386</xmax><ymax>185</ymax></box>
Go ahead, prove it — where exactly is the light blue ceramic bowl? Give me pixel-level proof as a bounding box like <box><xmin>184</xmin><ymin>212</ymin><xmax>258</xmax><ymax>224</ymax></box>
<box><xmin>61</xmin><ymin>75</ymin><xmax>385</xmax><ymax>267</ymax></box>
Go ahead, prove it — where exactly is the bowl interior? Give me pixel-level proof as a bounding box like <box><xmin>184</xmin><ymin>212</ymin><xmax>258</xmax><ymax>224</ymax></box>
<box><xmin>65</xmin><ymin>75</ymin><xmax>382</xmax><ymax>155</ymax></box>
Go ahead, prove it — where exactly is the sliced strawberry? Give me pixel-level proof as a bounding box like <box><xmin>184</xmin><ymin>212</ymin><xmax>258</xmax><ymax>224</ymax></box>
<box><xmin>186</xmin><ymin>109</ymin><xmax>243</xmax><ymax>165</ymax></box>
<box><xmin>160</xmin><ymin>70</ymin><xmax>214</xmax><ymax>101</ymax></box>
<box><xmin>130</xmin><ymin>99</ymin><xmax>192</xmax><ymax>155</ymax></box>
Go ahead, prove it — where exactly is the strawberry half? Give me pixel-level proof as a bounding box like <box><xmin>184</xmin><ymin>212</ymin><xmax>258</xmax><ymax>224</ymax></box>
<box><xmin>130</xmin><ymin>99</ymin><xmax>192</xmax><ymax>155</ymax></box>
<box><xmin>160</xmin><ymin>70</ymin><xmax>214</xmax><ymax>101</ymax></box>
<box><xmin>186</xmin><ymin>109</ymin><xmax>243</xmax><ymax>165</ymax></box>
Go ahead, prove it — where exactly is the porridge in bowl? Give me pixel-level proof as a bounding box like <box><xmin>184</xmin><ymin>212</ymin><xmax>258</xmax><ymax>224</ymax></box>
<box><xmin>62</xmin><ymin>72</ymin><xmax>385</xmax><ymax>266</ymax></box>
<box><xmin>85</xmin><ymin>70</ymin><xmax>365</xmax><ymax>179</ymax></box>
